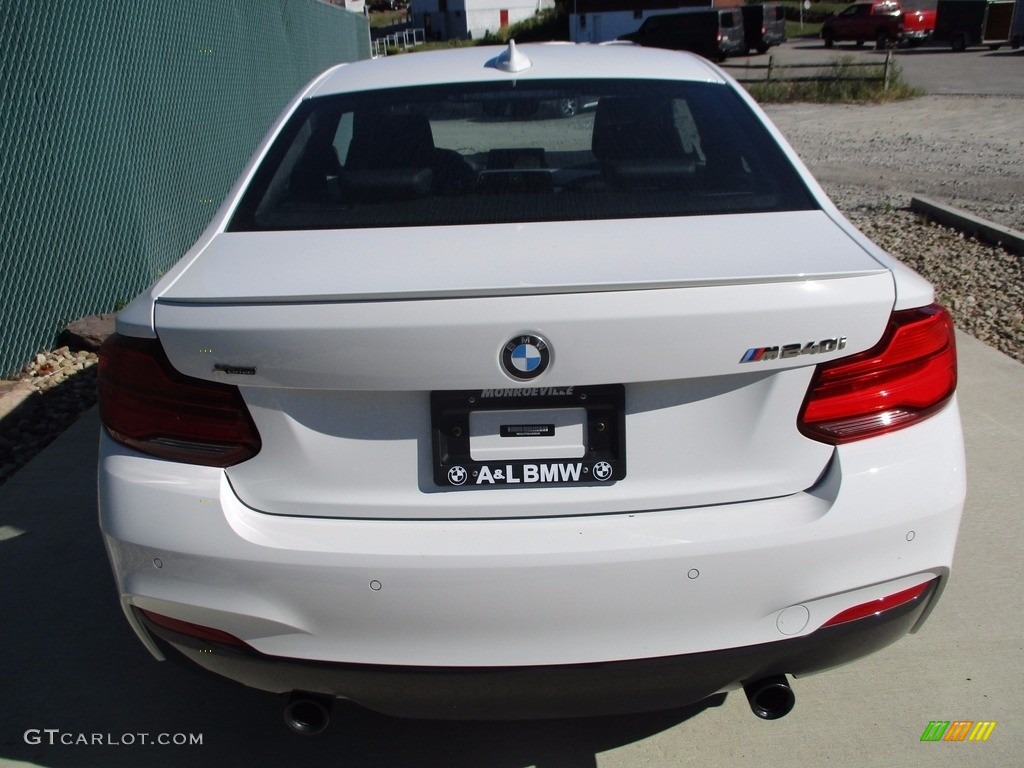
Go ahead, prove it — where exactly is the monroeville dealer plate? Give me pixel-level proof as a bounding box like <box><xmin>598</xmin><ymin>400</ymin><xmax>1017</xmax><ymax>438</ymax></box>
<box><xmin>431</xmin><ymin>385</ymin><xmax>626</xmax><ymax>489</ymax></box>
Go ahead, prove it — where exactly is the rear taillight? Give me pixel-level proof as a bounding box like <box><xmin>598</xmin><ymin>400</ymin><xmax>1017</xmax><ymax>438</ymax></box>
<box><xmin>798</xmin><ymin>305</ymin><xmax>956</xmax><ymax>444</ymax></box>
<box><xmin>99</xmin><ymin>334</ymin><xmax>261</xmax><ymax>466</ymax></box>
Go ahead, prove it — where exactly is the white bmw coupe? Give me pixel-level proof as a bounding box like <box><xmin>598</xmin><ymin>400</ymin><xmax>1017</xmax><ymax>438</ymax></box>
<box><xmin>98</xmin><ymin>42</ymin><xmax>965</xmax><ymax>733</ymax></box>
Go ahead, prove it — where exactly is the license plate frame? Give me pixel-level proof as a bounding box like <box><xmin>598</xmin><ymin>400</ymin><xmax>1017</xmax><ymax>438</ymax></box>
<box><xmin>431</xmin><ymin>385</ymin><xmax>626</xmax><ymax>489</ymax></box>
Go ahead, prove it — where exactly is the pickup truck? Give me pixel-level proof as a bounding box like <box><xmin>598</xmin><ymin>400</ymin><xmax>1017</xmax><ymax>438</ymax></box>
<box><xmin>821</xmin><ymin>0</ymin><xmax>936</xmax><ymax>49</ymax></box>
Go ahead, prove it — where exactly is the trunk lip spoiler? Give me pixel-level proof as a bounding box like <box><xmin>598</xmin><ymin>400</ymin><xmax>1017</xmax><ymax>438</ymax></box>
<box><xmin>153</xmin><ymin>268</ymin><xmax>890</xmax><ymax>307</ymax></box>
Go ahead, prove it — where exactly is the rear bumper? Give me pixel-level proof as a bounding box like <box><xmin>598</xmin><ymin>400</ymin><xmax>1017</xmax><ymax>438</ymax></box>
<box><xmin>138</xmin><ymin>581</ymin><xmax>936</xmax><ymax>719</ymax></box>
<box><xmin>99</xmin><ymin>399</ymin><xmax>964</xmax><ymax>713</ymax></box>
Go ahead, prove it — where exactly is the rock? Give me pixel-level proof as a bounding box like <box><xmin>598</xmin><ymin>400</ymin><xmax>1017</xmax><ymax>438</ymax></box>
<box><xmin>59</xmin><ymin>313</ymin><xmax>117</xmax><ymax>352</ymax></box>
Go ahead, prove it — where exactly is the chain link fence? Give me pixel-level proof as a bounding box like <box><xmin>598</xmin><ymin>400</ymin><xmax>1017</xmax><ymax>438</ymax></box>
<box><xmin>0</xmin><ymin>0</ymin><xmax>369</xmax><ymax>377</ymax></box>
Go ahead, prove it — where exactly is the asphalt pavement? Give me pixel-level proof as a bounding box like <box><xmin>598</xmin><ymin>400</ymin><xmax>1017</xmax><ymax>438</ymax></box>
<box><xmin>731</xmin><ymin>37</ymin><xmax>1024</xmax><ymax>97</ymax></box>
<box><xmin>0</xmin><ymin>329</ymin><xmax>1020</xmax><ymax>768</ymax></box>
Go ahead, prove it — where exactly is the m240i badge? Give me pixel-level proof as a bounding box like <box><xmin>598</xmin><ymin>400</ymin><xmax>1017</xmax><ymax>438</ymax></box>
<box><xmin>741</xmin><ymin>337</ymin><xmax>847</xmax><ymax>363</ymax></box>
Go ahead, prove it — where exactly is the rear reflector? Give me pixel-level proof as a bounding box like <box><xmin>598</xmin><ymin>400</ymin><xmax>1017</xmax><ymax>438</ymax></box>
<box><xmin>138</xmin><ymin>608</ymin><xmax>248</xmax><ymax>647</ymax></box>
<box><xmin>823</xmin><ymin>579</ymin><xmax>935</xmax><ymax>627</ymax></box>
<box><xmin>798</xmin><ymin>305</ymin><xmax>956</xmax><ymax>444</ymax></box>
<box><xmin>99</xmin><ymin>334</ymin><xmax>261</xmax><ymax>466</ymax></box>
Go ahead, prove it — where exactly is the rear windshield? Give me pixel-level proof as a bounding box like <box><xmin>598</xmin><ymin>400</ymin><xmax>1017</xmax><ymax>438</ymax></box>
<box><xmin>230</xmin><ymin>79</ymin><xmax>816</xmax><ymax>231</ymax></box>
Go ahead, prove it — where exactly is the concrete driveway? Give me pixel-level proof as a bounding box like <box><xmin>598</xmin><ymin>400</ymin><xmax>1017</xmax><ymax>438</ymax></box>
<box><xmin>0</xmin><ymin>330</ymin><xmax>1020</xmax><ymax>768</ymax></box>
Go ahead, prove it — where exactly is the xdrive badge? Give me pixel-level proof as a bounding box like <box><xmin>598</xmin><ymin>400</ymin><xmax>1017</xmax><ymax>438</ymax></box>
<box><xmin>500</xmin><ymin>334</ymin><xmax>551</xmax><ymax>381</ymax></box>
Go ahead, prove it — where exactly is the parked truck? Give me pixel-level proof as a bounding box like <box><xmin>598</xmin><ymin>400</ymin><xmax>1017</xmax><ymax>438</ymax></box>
<box><xmin>821</xmin><ymin>0</ymin><xmax>936</xmax><ymax>49</ymax></box>
<box><xmin>933</xmin><ymin>0</ymin><xmax>1023</xmax><ymax>50</ymax></box>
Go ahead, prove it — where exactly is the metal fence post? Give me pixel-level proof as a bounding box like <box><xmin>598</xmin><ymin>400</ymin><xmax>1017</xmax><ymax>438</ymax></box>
<box><xmin>883</xmin><ymin>50</ymin><xmax>891</xmax><ymax>91</ymax></box>
<box><xmin>767</xmin><ymin>55</ymin><xmax>774</xmax><ymax>83</ymax></box>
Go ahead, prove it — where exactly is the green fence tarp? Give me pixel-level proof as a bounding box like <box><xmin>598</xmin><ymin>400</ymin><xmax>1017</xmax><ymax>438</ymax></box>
<box><xmin>0</xmin><ymin>0</ymin><xmax>369</xmax><ymax>376</ymax></box>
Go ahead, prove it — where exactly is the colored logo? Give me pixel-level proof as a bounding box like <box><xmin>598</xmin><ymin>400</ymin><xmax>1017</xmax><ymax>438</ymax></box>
<box><xmin>920</xmin><ymin>721</ymin><xmax>996</xmax><ymax>742</ymax></box>
<box><xmin>500</xmin><ymin>334</ymin><xmax>551</xmax><ymax>381</ymax></box>
<box><xmin>740</xmin><ymin>337</ymin><xmax>847</xmax><ymax>363</ymax></box>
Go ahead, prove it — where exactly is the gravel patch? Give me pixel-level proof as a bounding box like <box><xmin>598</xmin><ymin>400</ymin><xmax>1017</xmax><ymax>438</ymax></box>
<box><xmin>764</xmin><ymin>95</ymin><xmax>1024</xmax><ymax>364</ymax></box>
<box><xmin>1</xmin><ymin>95</ymin><xmax>1021</xmax><ymax>486</ymax></box>
<box><xmin>847</xmin><ymin>207</ymin><xmax>1024</xmax><ymax>362</ymax></box>
<box><xmin>763</xmin><ymin>95</ymin><xmax>1024</xmax><ymax>231</ymax></box>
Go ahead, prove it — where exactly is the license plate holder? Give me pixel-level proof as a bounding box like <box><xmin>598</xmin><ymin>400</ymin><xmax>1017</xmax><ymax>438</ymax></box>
<box><xmin>431</xmin><ymin>385</ymin><xmax>625</xmax><ymax>489</ymax></box>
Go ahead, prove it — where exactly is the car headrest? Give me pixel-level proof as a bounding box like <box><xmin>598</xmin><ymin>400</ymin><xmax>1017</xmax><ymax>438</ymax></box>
<box><xmin>346</xmin><ymin>113</ymin><xmax>436</xmax><ymax>170</ymax></box>
<box><xmin>592</xmin><ymin>97</ymin><xmax>687</xmax><ymax>162</ymax></box>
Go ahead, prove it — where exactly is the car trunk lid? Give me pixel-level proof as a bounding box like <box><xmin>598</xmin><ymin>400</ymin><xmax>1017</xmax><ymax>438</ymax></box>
<box><xmin>154</xmin><ymin>211</ymin><xmax>895</xmax><ymax>519</ymax></box>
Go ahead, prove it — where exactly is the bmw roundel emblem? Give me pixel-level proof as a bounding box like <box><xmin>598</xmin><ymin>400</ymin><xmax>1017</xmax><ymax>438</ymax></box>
<box><xmin>500</xmin><ymin>334</ymin><xmax>551</xmax><ymax>381</ymax></box>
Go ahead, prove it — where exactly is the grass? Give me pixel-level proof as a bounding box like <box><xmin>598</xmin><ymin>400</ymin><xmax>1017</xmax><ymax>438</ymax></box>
<box><xmin>397</xmin><ymin>38</ymin><xmax>477</xmax><ymax>54</ymax></box>
<box><xmin>477</xmin><ymin>7</ymin><xmax>567</xmax><ymax>44</ymax></box>
<box><xmin>786</xmin><ymin>20</ymin><xmax>823</xmax><ymax>39</ymax></box>
<box><xmin>778</xmin><ymin>0</ymin><xmax>848</xmax><ymax>39</ymax></box>
<box><xmin>747</xmin><ymin>56</ymin><xmax>922</xmax><ymax>103</ymax></box>
<box><xmin>397</xmin><ymin>7</ymin><xmax>566</xmax><ymax>52</ymax></box>
<box><xmin>369</xmin><ymin>10</ymin><xmax>408</xmax><ymax>29</ymax></box>
<box><xmin>778</xmin><ymin>1</ymin><xmax>848</xmax><ymax>22</ymax></box>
